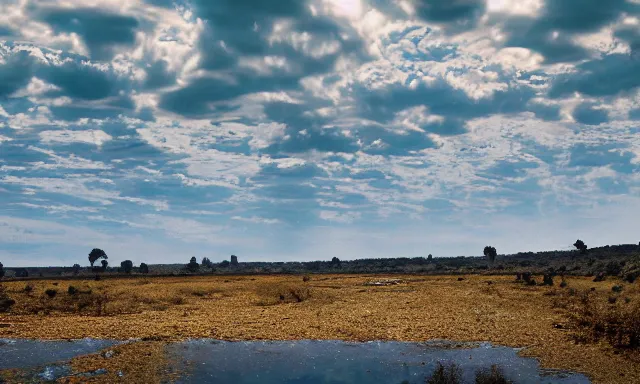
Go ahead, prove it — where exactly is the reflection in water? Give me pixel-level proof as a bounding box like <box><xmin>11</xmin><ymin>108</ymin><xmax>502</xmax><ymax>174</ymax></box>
<box><xmin>167</xmin><ymin>340</ymin><xmax>590</xmax><ymax>384</ymax></box>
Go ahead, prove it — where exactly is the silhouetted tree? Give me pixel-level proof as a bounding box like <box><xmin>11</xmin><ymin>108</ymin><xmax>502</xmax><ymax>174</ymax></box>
<box><xmin>139</xmin><ymin>263</ymin><xmax>149</xmax><ymax>274</ymax></box>
<box><xmin>201</xmin><ymin>257</ymin><xmax>213</xmax><ymax>268</ymax></box>
<box><xmin>88</xmin><ymin>248</ymin><xmax>107</xmax><ymax>267</ymax></box>
<box><xmin>72</xmin><ymin>264</ymin><xmax>81</xmax><ymax>275</ymax></box>
<box><xmin>427</xmin><ymin>254</ymin><xmax>433</xmax><ymax>262</ymax></box>
<box><xmin>101</xmin><ymin>259</ymin><xmax>109</xmax><ymax>271</ymax></box>
<box><xmin>330</xmin><ymin>257</ymin><xmax>341</xmax><ymax>267</ymax></box>
<box><xmin>0</xmin><ymin>262</ymin><xmax>4</xmax><ymax>278</ymax></box>
<box><xmin>219</xmin><ymin>260</ymin><xmax>230</xmax><ymax>268</ymax></box>
<box><xmin>120</xmin><ymin>260</ymin><xmax>133</xmax><ymax>274</ymax></box>
<box><xmin>483</xmin><ymin>246</ymin><xmax>497</xmax><ymax>264</ymax></box>
<box><xmin>230</xmin><ymin>255</ymin><xmax>238</xmax><ymax>266</ymax></box>
<box><xmin>187</xmin><ymin>257</ymin><xmax>200</xmax><ymax>272</ymax></box>
<box><xmin>573</xmin><ymin>239</ymin><xmax>588</xmax><ymax>254</ymax></box>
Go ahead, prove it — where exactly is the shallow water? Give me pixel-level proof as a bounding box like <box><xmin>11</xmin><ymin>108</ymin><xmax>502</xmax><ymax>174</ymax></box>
<box><xmin>166</xmin><ymin>340</ymin><xmax>591</xmax><ymax>384</ymax></box>
<box><xmin>0</xmin><ymin>338</ymin><xmax>119</xmax><ymax>370</ymax></box>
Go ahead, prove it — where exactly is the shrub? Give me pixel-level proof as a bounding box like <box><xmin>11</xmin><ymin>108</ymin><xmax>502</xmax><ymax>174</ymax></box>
<box><xmin>612</xmin><ymin>285</ymin><xmax>623</xmax><ymax>293</ymax></box>
<box><xmin>426</xmin><ymin>362</ymin><xmax>462</xmax><ymax>384</ymax></box>
<box><xmin>569</xmin><ymin>291</ymin><xmax>640</xmax><ymax>349</ymax></box>
<box><xmin>0</xmin><ymin>285</ymin><xmax>15</xmax><ymax>313</ymax></box>
<box><xmin>45</xmin><ymin>289</ymin><xmax>57</xmax><ymax>298</ymax></box>
<box><xmin>475</xmin><ymin>365</ymin><xmax>512</xmax><ymax>384</ymax></box>
<box><xmin>624</xmin><ymin>272</ymin><xmax>638</xmax><ymax>283</ymax></box>
<box><xmin>604</xmin><ymin>262</ymin><xmax>622</xmax><ymax>276</ymax></box>
<box><xmin>542</xmin><ymin>274</ymin><xmax>554</xmax><ymax>286</ymax></box>
<box><xmin>68</xmin><ymin>286</ymin><xmax>78</xmax><ymax>295</ymax></box>
<box><xmin>593</xmin><ymin>272</ymin><xmax>606</xmax><ymax>282</ymax></box>
<box><xmin>559</xmin><ymin>280</ymin><xmax>567</xmax><ymax>288</ymax></box>
<box><xmin>302</xmin><ymin>275</ymin><xmax>311</xmax><ymax>282</ymax></box>
<box><xmin>24</xmin><ymin>284</ymin><xmax>34</xmax><ymax>293</ymax></box>
<box><xmin>608</xmin><ymin>296</ymin><xmax>617</xmax><ymax>304</ymax></box>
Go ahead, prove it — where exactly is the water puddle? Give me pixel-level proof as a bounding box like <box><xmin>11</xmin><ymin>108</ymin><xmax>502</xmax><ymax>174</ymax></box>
<box><xmin>166</xmin><ymin>340</ymin><xmax>591</xmax><ymax>383</ymax></box>
<box><xmin>0</xmin><ymin>338</ymin><xmax>119</xmax><ymax>370</ymax></box>
<box><xmin>0</xmin><ymin>339</ymin><xmax>591</xmax><ymax>383</ymax></box>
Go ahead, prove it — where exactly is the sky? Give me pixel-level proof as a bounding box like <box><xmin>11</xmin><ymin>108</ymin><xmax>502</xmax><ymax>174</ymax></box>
<box><xmin>0</xmin><ymin>0</ymin><xmax>639</xmax><ymax>267</ymax></box>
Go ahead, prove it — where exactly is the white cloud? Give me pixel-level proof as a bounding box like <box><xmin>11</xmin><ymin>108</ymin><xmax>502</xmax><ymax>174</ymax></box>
<box><xmin>39</xmin><ymin>130</ymin><xmax>113</xmax><ymax>146</ymax></box>
<box><xmin>232</xmin><ymin>216</ymin><xmax>281</xmax><ymax>225</ymax></box>
<box><xmin>319</xmin><ymin>210</ymin><xmax>361</xmax><ymax>223</ymax></box>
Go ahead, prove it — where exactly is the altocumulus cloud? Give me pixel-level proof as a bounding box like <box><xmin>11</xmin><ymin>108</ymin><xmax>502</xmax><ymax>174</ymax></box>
<box><xmin>0</xmin><ymin>0</ymin><xmax>639</xmax><ymax>266</ymax></box>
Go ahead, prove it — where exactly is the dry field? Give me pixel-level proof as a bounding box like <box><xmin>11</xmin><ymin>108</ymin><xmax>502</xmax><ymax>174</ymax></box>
<box><xmin>1</xmin><ymin>274</ymin><xmax>639</xmax><ymax>383</ymax></box>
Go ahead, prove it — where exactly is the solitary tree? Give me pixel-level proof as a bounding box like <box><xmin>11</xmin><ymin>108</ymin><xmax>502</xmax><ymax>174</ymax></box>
<box><xmin>72</xmin><ymin>264</ymin><xmax>81</xmax><ymax>275</ymax></box>
<box><xmin>573</xmin><ymin>239</ymin><xmax>588</xmax><ymax>254</ymax></box>
<box><xmin>187</xmin><ymin>257</ymin><xmax>200</xmax><ymax>272</ymax></box>
<box><xmin>0</xmin><ymin>262</ymin><xmax>4</xmax><ymax>278</ymax></box>
<box><xmin>139</xmin><ymin>263</ymin><xmax>149</xmax><ymax>274</ymax></box>
<box><xmin>483</xmin><ymin>246</ymin><xmax>497</xmax><ymax>264</ymax></box>
<box><xmin>427</xmin><ymin>254</ymin><xmax>433</xmax><ymax>262</ymax></box>
<box><xmin>120</xmin><ymin>260</ymin><xmax>133</xmax><ymax>274</ymax></box>
<box><xmin>88</xmin><ymin>248</ymin><xmax>107</xmax><ymax>267</ymax></box>
<box><xmin>100</xmin><ymin>259</ymin><xmax>109</xmax><ymax>271</ymax></box>
<box><xmin>330</xmin><ymin>257</ymin><xmax>341</xmax><ymax>268</ymax></box>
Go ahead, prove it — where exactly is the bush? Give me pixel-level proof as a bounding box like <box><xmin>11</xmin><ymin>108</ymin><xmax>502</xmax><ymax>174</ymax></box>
<box><xmin>426</xmin><ymin>362</ymin><xmax>462</xmax><ymax>384</ymax></box>
<box><xmin>542</xmin><ymin>274</ymin><xmax>554</xmax><ymax>286</ymax></box>
<box><xmin>559</xmin><ymin>280</ymin><xmax>567</xmax><ymax>288</ymax></box>
<box><xmin>593</xmin><ymin>272</ymin><xmax>606</xmax><ymax>282</ymax></box>
<box><xmin>45</xmin><ymin>289</ymin><xmax>58</xmax><ymax>298</ymax></box>
<box><xmin>0</xmin><ymin>285</ymin><xmax>15</xmax><ymax>313</ymax></box>
<box><xmin>24</xmin><ymin>284</ymin><xmax>34</xmax><ymax>293</ymax></box>
<box><xmin>475</xmin><ymin>365</ymin><xmax>512</xmax><ymax>384</ymax></box>
<box><xmin>612</xmin><ymin>285</ymin><xmax>623</xmax><ymax>293</ymax></box>
<box><xmin>569</xmin><ymin>291</ymin><xmax>640</xmax><ymax>349</ymax></box>
<box><xmin>302</xmin><ymin>275</ymin><xmax>311</xmax><ymax>282</ymax></box>
<box><xmin>68</xmin><ymin>286</ymin><xmax>79</xmax><ymax>295</ymax></box>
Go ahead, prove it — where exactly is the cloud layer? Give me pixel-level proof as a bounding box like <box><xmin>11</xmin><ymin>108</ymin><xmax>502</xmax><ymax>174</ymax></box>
<box><xmin>1</xmin><ymin>0</ymin><xmax>639</xmax><ymax>266</ymax></box>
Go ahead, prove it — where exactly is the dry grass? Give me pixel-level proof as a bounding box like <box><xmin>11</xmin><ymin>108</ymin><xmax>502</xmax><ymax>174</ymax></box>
<box><xmin>254</xmin><ymin>281</ymin><xmax>312</xmax><ymax>305</ymax></box>
<box><xmin>0</xmin><ymin>274</ymin><xmax>639</xmax><ymax>383</ymax></box>
<box><xmin>564</xmin><ymin>288</ymin><xmax>640</xmax><ymax>348</ymax></box>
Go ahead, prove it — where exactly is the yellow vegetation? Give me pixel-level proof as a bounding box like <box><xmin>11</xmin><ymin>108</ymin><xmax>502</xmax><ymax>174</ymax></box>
<box><xmin>0</xmin><ymin>274</ymin><xmax>639</xmax><ymax>383</ymax></box>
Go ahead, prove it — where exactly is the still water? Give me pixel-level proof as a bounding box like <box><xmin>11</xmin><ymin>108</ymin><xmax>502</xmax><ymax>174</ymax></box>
<box><xmin>166</xmin><ymin>340</ymin><xmax>590</xmax><ymax>384</ymax></box>
<box><xmin>0</xmin><ymin>339</ymin><xmax>590</xmax><ymax>383</ymax></box>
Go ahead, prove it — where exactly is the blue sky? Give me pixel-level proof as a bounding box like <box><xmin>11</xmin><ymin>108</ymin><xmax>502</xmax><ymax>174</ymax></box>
<box><xmin>0</xmin><ymin>0</ymin><xmax>639</xmax><ymax>267</ymax></box>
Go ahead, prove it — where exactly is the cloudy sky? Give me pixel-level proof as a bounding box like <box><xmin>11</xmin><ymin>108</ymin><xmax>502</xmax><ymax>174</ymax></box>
<box><xmin>0</xmin><ymin>0</ymin><xmax>639</xmax><ymax>267</ymax></box>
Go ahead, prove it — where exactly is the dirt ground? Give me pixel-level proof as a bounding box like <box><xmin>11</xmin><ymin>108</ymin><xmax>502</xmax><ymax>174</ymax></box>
<box><xmin>1</xmin><ymin>274</ymin><xmax>639</xmax><ymax>383</ymax></box>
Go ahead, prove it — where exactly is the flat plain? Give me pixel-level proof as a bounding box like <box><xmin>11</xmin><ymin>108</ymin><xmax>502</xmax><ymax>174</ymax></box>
<box><xmin>1</xmin><ymin>274</ymin><xmax>639</xmax><ymax>383</ymax></box>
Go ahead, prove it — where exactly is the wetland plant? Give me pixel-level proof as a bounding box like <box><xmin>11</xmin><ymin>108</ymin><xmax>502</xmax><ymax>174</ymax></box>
<box><xmin>475</xmin><ymin>365</ymin><xmax>512</xmax><ymax>384</ymax></box>
<box><xmin>426</xmin><ymin>362</ymin><xmax>462</xmax><ymax>384</ymax></box>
